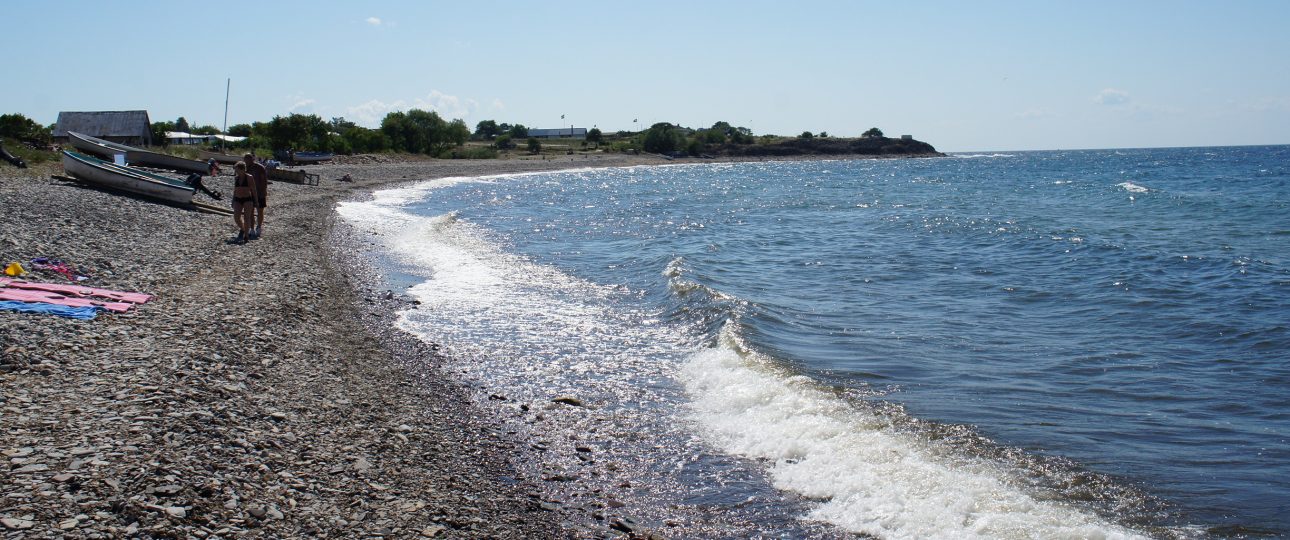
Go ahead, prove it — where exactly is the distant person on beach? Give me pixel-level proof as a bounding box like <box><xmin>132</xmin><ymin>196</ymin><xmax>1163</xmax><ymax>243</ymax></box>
<box><xmin>207</xmin><ymin>158</ymin><xmax>220</xmax><ymax>177</ymax></box>
<box><xmin>243</xmin><ymin>153</ymin><xmax>269</xmax><ymax>239</ymax></box>
<box><xmin>230</xmin><ymin>161</ymin><xmax>258</xmax><ymax>244</ymax></box>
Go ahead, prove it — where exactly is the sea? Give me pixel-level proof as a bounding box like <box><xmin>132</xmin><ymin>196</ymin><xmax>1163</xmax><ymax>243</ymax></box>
<box><xmin>337</xmin><ymin>145</ymin><xmax>1290</xmax><ymax>539</ymax></box>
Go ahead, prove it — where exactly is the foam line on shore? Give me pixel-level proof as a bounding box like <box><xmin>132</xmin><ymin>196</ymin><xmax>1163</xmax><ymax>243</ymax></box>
<box><xmin>679</xmin><ymin>323</ymin><xmax>1148</xmax><ymax>540</ymax></box>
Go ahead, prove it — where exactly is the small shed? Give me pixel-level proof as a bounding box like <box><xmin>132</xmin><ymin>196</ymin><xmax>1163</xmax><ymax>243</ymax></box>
<box><xmin>53</xmin><ymin>110</ymin><xmax>153</xmax><ymax>146</ymax></box>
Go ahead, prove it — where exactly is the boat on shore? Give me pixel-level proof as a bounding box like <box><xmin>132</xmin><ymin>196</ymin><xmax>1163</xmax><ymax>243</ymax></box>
<box><xmin>67</xmin><ymin>131</ymin><xmax>131</xmax><ymax>160</ymax></box>
<box><xmin>1</xmin><ymin>143</ymin><xmax>26</xmax><ymax>168</ymax></box>
<box><xmin>67</xmin><ymin>131</ymin><xmax>210</xmax><ymax>175</ymax></box>
<box><xmin>128</xmin><ymin>148</ymin><xmax>210</xmax><ymax>175</ymax></box>
<box><xmin>268</xmin><ymin>167</ymin><xmax>320</xmax><ymax>185</ymax></box>
<box><xmin>61</xmin><ymin>150</ymin><xmax>196</xmax><ymax>205</ymax></box>
<box><xmin>289</xmin><ymin>151</ymin><xmax>333</xmax><ymax>164</ymax></box>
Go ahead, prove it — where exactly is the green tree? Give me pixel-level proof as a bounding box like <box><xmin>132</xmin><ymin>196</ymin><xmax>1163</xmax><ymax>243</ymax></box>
<box><xmin>731</xmin><ymin>126</ymin><xmax>754</xmax><ymax>144</ymax></box>
<box><xmin>258</xmin><ymin>113</ymin><xmax>328</xmax><ymax>151</ymax></box>
<box><xmin>587</xmin><ymin>127</ymin><xmax>603</xmax><ymax>145</ymax></box>
<box><xmin>799</xmin><ymin>131</ymin><xmax>814</xmax><ymax>139</ymax></box>
<box><xmin>642</xmin><ymin>122</ymin><xmax>685</xmax><ymax>154</ymax></box>
<box><xmin>409</xmin><ymin>109</ymin><xmax>445</xmax><ymax>154</ymax></box>
<box><xmin>474</xmin><ymin>120</ymin><xmax>501</xmax><ymax>140</ymax></box>
<box><xmin>227</xmin><ymin>124</ymin><xmax>253</xmax><ymax>137</ymax></box>
<box><xmin>705</xmin><ymin>121</ymin><xmax>732</xmax><ymax>144</ymax></box>
<box><xmin>343</xmin><ymin>126</ymin><xmax>390</xmax><ymax>153</ymax></box>
<box><xmin>0</xmin><ymin>113</ymin><xmax>51</xmax><ymax>144</ymax></box>
<box><xmin>151</xmin><ymin>121</ymin><xmax>176</xmax><ymax>146</ymax></box>
<box><xmin>527</xmin><ymin>137</ymin><xmax>541</xmax><ymax>154</ymax></box>
<box><xmin>494</xmin><ymin>133</ymin><xmax>513</xmax><ymax>150</ymax></box>
<box><xmin>175</xmin><ymin>117</ymin><xmax>191</xmax><ymax>133</ymax></box>
<box><xmin>379</xmin><ymin>109</ymin><xmax>468</xmax><ymax>155</ymax></box>
<box><xmin>445</xmin><ymin>119</ymin><xmax>471</xmax><ymax>149</ymax></box>
<box><xmin>508</xmin><ymin>124</ymin><xmax>529</xmax><ymax>138</ymax></box>
<box><xmin>380</xmin><ymin>112</ymin><xmax>411</xmax><ymax>152</ymax></box>
<box><xmin>329</xmin><ymin>117</ymin><xmax>357</xmax><ymax>133</ymax></box>
<box><xmin>862</xmin><ymin>127</ymin><xmax>883</xmax><ymax>138</ymax></box>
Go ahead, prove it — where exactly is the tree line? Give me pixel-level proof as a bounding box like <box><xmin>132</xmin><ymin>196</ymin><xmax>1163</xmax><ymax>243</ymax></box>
<box><xmin>4</xmin><ymin>110</ymin><xmax>888</xmax><ymax>160</ymax></box>
<box><xmin>216</xmin><ymin>110</ymin><xmax>474</xmax><ymax>157</ymax></box>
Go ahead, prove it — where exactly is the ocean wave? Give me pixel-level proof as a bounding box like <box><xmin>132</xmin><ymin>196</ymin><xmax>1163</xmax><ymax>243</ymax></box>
<box><xmin>1117</xmin><ymin>182</ymin><xmax>1150</xmax><ymax>193</ymax></box>
<box><xmin>679</xmin><ymin>323</ymin><xmax>1150</xmax><ymax>540</ymax></box>
<box><xmin>953</xmin><ymin>153</ymin><xmax>1016</xmax><ymax>159</ymax></box>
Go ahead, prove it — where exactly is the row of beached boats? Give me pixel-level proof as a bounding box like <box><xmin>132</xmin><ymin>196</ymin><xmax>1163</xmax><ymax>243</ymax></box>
<box><xmin>61</xmin><ymin>132</ymin><xmax>327</xmax><ymax>205</ymax></box>
<box><xmin>63</xmin><ymin>132</ymin><xmax>205</xmax><ymax>205</ymax></box>
<box><xmin>197</xmin><ymin>148</ymin><xmax>334</xmax><ymax>165</ymax></box>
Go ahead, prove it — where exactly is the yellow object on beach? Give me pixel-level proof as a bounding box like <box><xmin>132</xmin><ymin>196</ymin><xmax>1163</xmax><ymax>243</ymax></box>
<box><xmin>4</xmin><ymin>262</ymin><xmax>25</xmax><ymax>276</ymax></box>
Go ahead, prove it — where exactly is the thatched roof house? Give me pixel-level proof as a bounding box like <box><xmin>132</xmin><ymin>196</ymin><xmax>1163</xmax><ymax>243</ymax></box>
<box><xmin>53</xmin><ymin>110</ymin><xmax>153</xmax><ymax>146</ymax></box>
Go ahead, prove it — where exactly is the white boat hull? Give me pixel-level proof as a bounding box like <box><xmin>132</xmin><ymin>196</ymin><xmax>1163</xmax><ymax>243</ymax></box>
<box><xmin>68</xmin><ymin>131</ymin><xmax>129</xmax><ymax>160</ymax></box>
<box><xmin>61</xmin><ymin>151</ymin><xmax>195</xmax><ymax>205</ymax></box>
<box><xmin>68</xmin><ymin>131</ymin><xmax>210</xmax><ymax>174</ymax></box>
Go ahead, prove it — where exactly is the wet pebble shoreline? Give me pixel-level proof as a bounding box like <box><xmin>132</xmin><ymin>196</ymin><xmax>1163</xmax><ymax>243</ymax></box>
<box><xmin>0</xmin><ymin>154</ymin><xmax>668</xmax><ymax>539</ymax></box>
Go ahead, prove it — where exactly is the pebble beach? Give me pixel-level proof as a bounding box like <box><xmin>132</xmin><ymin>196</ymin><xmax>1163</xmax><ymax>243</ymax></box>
<box><xmin>0</xmin><ymin>153</ymin><xmax>669</xmax><ymax>539</ymax></box>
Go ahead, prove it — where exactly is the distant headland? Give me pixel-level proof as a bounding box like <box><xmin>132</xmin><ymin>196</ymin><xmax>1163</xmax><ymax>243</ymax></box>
<box><xmin>707</xmin><ymin>134</ymin><xmax>943</xmax><ymax>158</ymax></box>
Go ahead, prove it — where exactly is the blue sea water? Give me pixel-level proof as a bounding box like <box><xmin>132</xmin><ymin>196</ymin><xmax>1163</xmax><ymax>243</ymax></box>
<box><xmin>338</xmin><ymin>146</ymin><xmax>1290</xmax><ymax>539</ymax></box>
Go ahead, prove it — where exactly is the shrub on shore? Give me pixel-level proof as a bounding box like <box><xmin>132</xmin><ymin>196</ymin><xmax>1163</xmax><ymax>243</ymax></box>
<box><xmin>0</xmin><ymin>136</ymin><xmax>56</xmax><ymax>165</ymax></box>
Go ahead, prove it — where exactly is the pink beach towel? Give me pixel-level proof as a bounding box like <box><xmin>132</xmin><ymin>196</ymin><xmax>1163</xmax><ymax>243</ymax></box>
<box><xmin>0</xmin><ymin>288</ymin><xmax>135</xmax><ymax>313</ymax></box>
<box><xmin>0</xmin><ymin>277</ymin><xmax>152</xmax><ymax>304</ymax></box>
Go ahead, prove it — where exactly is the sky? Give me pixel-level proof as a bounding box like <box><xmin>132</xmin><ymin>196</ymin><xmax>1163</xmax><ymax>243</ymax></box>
<box><xmin>4</xmin><ymin>0</ymin><xmax>1288</xmax><ymax>152</ymax></box>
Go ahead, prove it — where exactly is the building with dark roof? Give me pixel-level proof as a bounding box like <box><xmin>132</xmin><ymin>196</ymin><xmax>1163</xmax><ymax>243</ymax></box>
<box><xmin>53</xmin><ymin>110</ymin><xmax>153</xmax><ymax>146</ymax></box>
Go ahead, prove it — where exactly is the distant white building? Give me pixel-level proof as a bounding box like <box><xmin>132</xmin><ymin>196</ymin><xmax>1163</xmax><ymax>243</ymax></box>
<box><xmin>165</xmin><ymin>131</ymin><xmax>207</xmax><ymax>145</ymax></box>
<box><xmin>164</xmin><ymin>131</ymin><xmax>248</xmax><ymax>145</ymax></box>
<box><xmin>528</xmin><ymin>127</ymin><xmax>587</xmax><ymax>139</ymax></box>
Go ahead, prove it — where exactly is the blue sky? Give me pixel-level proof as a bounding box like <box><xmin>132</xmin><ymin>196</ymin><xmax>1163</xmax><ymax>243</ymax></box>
<box><xmin>4</xmin><ymin>0</ymin><xmax>1288</xmax><ymax>151</ymax></box>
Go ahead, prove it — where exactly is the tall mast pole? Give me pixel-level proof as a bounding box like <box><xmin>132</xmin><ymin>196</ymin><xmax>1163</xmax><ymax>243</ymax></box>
<box><xmin>221</xmin><ymin>78</ymin><xmax>230</xmax><ymax>152</ymax></box>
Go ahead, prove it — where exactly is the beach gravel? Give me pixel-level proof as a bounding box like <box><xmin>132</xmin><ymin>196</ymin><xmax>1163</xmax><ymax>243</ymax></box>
<box><xmin>0</xmin><ymin>153</ymin><xmax>666</xmax><ymax>539</ymax></box>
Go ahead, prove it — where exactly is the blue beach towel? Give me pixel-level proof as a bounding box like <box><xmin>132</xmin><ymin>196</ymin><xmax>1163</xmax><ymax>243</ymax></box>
<box><xmin>0</xmin><ymin>300</ymin><xmax>99</xmax><ymax>320</ymax></box>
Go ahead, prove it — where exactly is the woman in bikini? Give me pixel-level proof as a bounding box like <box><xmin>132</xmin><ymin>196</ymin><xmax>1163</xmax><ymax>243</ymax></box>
<box><xmin>231</xmin><ymin>161</ymin><xmax>259</xmax><ymax>244</ymax></box>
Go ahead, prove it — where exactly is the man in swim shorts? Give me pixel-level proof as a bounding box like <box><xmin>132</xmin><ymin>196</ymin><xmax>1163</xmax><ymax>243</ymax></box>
<box><xmin>243</xmin><ymin>153</ymin><xmax>269</xmax><ymax>239</ymax></box>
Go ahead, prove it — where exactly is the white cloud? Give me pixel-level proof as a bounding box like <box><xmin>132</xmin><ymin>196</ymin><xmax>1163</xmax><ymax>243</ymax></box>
<box><xmin>490</xmin><ymin>98</ymin><xmax>506</xmax><ymax>112</ymax></box>
<box><xmin>347</xmin><ymin>99</ymin><xmax>399</xmax><ymax>127</ymax></box>
<box><xmin>1094</xmin><ymin>88</ymin><xmax>1131</xmax><ymax>106</ymax></box>
<box><xmin>289</xmin><ymin>98</ymin><xmax>317</xmax><ymax>113</ymax></box>
<box><xmin>366</xmin><ymin>17</ymin><xmax>381</xmax><ymax>26</ymax></box>
<box><xmin>344</xmin><ymin>91</ymin><xmax>481</xmax><ymax>127</ymax></box>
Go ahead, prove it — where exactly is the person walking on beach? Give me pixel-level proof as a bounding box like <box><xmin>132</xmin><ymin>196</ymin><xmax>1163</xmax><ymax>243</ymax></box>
<box><xmin>230</xmin><ymin>161</ymin><xmax>258</xmax><ymax>244</ymax></box>
<box><xmin>207</xmin><ymin>158</ymin><xmax>221</xmax><ymax>177</ymax></box>
<box><xmin>243</xmin><ymin>153</ymin><xmax>269</xmax><ymax>239</ymax></box>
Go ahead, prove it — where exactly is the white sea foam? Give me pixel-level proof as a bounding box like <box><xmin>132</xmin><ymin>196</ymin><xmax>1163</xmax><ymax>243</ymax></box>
<box><xmin>338</xmin><ymin>176</ymin><xmax>682</xmax><ymax>382</ymax></box>
<box><xmin>953</xmin><ymin>153</ymin><xmax>1016</xmax><ymax>159</ymax></box>
<box><xmin>1117</xmin><ymin>182</ymin><xmax>1149</xmax><ymax>193</ymax></box>
<box><xmin>679</xmin><ymin>324</ymin><xmax>1148</xmax><ymax>540</ymax></box>
<box><xmin>342</xmin><ymin>176</ymin><xmax>1150</xmax><ymax>539</ymax></box>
